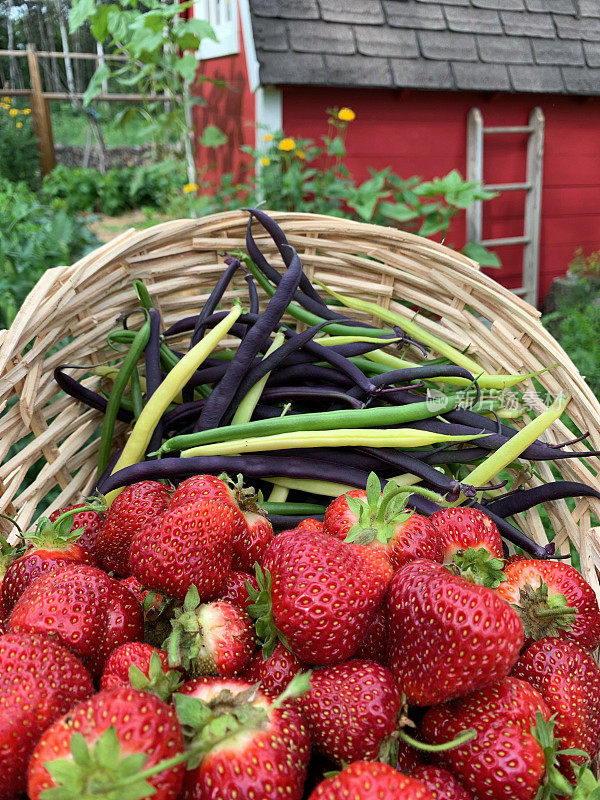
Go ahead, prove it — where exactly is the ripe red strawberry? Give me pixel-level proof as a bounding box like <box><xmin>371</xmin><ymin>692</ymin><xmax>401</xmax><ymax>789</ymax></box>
<box><xmin>354</xmin><ymin>601</ymin><xmax>387</xmax><ymax>663</ymax></box>
<box><xmin>167</xmin><ymin>587</ymin><xmax>255</xmax><ymax>677</ymax></box>
<box><xmin>0</xmin><ymin>633</ymin><xmax>93</xmax><ymax>795</ymax></box>
<box><xmin>412</xmin><ymin>766</ymin><xmax>474</xmax><ymax>800</ymax></box>
<box><xmin>128</xmin><ymin>498</ymin><xmax>235</xmax><ymax>601</ymax></box>
<box><xmin>429</xmin><ymin>507</ymin><xmax>503</xmax><ymax>560</ymax></box>
<box><xmin>219</xmin><ymin>570</ymin><xmax>259</xmax><ymax>611</ymax></box>
<box><xmin>169</xmin><ymin>474</ymin><xmax>235</xmax><ymax>510</ymax></box>
<box><xmin>296</xmin><ymin>517</ymin><xmax>323</xmax><ymax>534</ymax></box>
<box><xmin>324</xmin><ymin>476</ymin><xmax>443</xmax><ymax>569</ymax></box>
<box><xmin>512</xmin><ymin>637</ymin><xmax>600</xmax><ymax>776</ymax></box>
<box><xmin>397</xmin><ymin>739</ymin><xmax>424</xmax><ymax>774</ymax></box>
<box><xmin>244</xmin><ymin>641</ymin><xmax>304</xmax><ymax>698</ymax></box>
<box><xmin>0</xmin><ymin>534</ymin><xmax>23</xmax><ymax>618</ymax></box>
<box><xmin>422</xmin><ymin>715</ymin><xmax>558</xmax><ymax>800</ymax></box>
<box><xmin>497</xmin><ymin>559</ymin><xmax>600</xmax><ymax>649</ymax></box>
<box><xmin>97</xmin><ymin>480</ymin><xmax>170</xmax><ymax>575</ymax></box>
<box><xmin>48</xmin><ymin>502</ymin><xmax>103</xmax><ymax>561</ymax></box>
<box><xmin>251</xmin><ymin>528</ymin><xmax>391</xmax><ymax>665</ymax></box>
<box><xmin>428</xmin><ymin>507</ymin><xmax>506</xmax><ymax>588</ymax></box>
<box><xmin>231</xmin><ymin>509</ymin><xmax>274</xmax><ymax>572</ymax></box>
<box><xmin>170</xmin><ymin>474</ymin><xmax>274</xmax><ymax>572</ymax></box>
<box><xmin>8</xmin><ymin>563</ymin><xmax>144</xmax><ymax>676</ymax></box>
<box><xmin>323</xmin><ymin>488</ymin><xmax>367</xmax><ymax>539</ymax></box>
<box><xmin>387</xmin><ymin>559</ymin><xmax>523</xmax><ymax>705</ymax></box>
<box><xmin>176</xmin><ymin>674</ymin><xmax>310</xmax><ymax>800</ymax></box>
<box><xmin>2</xmin><ymin>511</ymin><xmax>96</xmax><ymax>614</ymax></box>
<box><xmin>308</xmin><ymin>761</ymin><xmax>434</xmax><ymax>800</ymax></box>
<box><xmin>298</xmin><ymin>659</ymin><xmax>401</xmax><ymax>765</ymax></box>
<box><xmin>27</xmin><ymin>687</ymin><xmax>185</xmax><ymax>800</ymax></box>
<box><xmin>422</xmin><ymin>676</ymin><xmax>550</xmax><ymax>738</ymax></box>
<box><xmin>100</xmin><ymin>642</ymin><xmax>181</xmax><ymax>702</ymax></box>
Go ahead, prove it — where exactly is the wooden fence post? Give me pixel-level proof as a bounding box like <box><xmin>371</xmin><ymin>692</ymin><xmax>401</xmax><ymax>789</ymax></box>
<box><xmin>26</xmin><ymin>43</ymin><xmax>56</xmax><ymax>175</ymax></box>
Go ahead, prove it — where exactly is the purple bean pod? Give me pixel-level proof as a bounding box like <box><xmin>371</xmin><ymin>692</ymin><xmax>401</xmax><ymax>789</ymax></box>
<box><xmin>54</xmin><ymin>366</ymin><xmax>133</xmax><ymax>424</ymax></box>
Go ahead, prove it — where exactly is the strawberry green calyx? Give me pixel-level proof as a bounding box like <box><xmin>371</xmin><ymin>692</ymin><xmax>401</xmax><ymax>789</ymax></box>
<box><xmin>247</xmin><ymin>564</ymin><xmax>291</xmax><ymax>659</ymax></box>
<box><xmin>533</xmin><ymin>712</ymin><xmax>582</xmax><ymax>800</ymax></box>
<box><xmin>570</xmin><ymin>763</ymin><xmax>600</xmax><ymax>800</ymax></box>
<box><xmin>128</xmin><ymin>652</ymin><xmax>182</xmax><ymax>704</ymax></box>
<box><xmin>221</xmin><ymin>472</ymin><xmax>266</xmax><ymax>515</ymax></box>
<box><xmin>28</xmin><ymin>500</ymin><xmax>106</xmax><ymax>552</ymax></box>
<box><xmin>165</xmin><ymin>585</ymin><xmax>212</xmax><ymax>675</ymax></box>
<box><xmin>344</xmin><ymin>472</ymin><xmax>441</xmax><ymax>547</ymax></box>
<box><xmin>447</xmin><ymin>547</ymin><xmax>507</xmax><ymax>588</ymax></box>
<box><xmin>175</xmin><ymin>670</ymin><xmax>311</xmax><ymax>769</ymax></box>
<box><xmin>513</xmin><ymin>580</ymin><xmax>577</xmax><ymax>641</ymax></box>
<box><xmin>39</xmin><ymin>727</ymin><xmax>152</xmax><ymax>800</ymax></box>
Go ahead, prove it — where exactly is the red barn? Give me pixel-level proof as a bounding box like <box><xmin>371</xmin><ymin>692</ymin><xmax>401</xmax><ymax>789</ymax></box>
<box><xmin>192</xmin><ymin>0</ymin><xmax>600</xmax><ymax>306</ymax></box>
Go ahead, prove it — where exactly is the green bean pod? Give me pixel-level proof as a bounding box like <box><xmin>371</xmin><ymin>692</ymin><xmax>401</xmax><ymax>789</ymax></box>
<box><xmin>96</xmin><ymin>311</ymin><xmax>151</xmax><ymax>480</ymax></box>
<box><xmin>157</xmin><ymin>396</ymin><xmax>459</xmax><ymax>456</ymax></box>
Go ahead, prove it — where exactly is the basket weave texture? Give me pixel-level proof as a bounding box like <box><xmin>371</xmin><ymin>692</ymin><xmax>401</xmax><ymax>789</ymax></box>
<box><xmin>1</xmin><ymin>210</ymin><xmax>600</xmax><ymax>590</ymax></box>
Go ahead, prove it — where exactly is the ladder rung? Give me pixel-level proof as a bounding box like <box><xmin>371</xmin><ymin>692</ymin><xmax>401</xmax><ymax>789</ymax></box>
<box><xmin>483</xmin><ymin>126</ymin><xmax>534</xmax><ymax>134</ymax></box>
<box><xmin>480</xmin><ymin>235</ymin><xmax>530</xmax><ymax>247</ymax></box>
<box><xmin>484</xmin><ymin>182</ymin><xmax>532</xmax><ymax>192</ymax></box>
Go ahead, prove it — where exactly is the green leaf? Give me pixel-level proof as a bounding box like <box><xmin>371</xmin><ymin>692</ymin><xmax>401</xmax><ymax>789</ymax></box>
<box><xmin>43</xmin><ymin>759</ymin><xmax>83</xmax><ymax>788</ymax></box>
<box><xmin>90</xmin><ymin>5</ymin><xmax>116</xmax><ymax>41</ymax></box>
<box><xmin>462</xmin><ymin>241</ymin><xmax>501</xmax><ymax>268</ymax></box>
<box><xmin>83</xmin><ymin>64</ymin><xmax>111</xmax><ymax>106</ymax></box>
<box><xmin>183</xmin><ymin>17</ymin><xmax>218</xmax><ymax>41</ymax></box>
<box><xmin>174</xmin><ymin>53</ymin><xmax>199</xmax><ymax>83</ymax></box>
<box><xmin>174</xmin><ymin>693</ymin><xmax>213</xmax><ymax>729</ymax></box>
<box><xmin>365</xmin><ymin>471</ymin><xmax>380</xmax><ymax>508</ymax></box>
<box><xmin>200</xmin><ymin>125</ymin><xmax>229</xmax><ymax>148</ymax></box>
<box><xmin>95</xmin><ymin>726</ymin><xmax>121</xmax><ymax>770</ymax></box>
<box><xmin>69</xmin><ymin>732</ymin><xmax>91</xmax><ymax>768</ymax></box>
<box><xmin>378</xmin><ymin>201</ymin><xmax>418</xmax><ymax>222</ymax></box>
<box><xmin>117</xmin><ymin>752</ymin><xmax>150</xmax><ymax>777</ymax></box>
<box><xmin>69</xmin><ymin>0</ymin><xmax>96</xmax><ymax>33</ymax></box>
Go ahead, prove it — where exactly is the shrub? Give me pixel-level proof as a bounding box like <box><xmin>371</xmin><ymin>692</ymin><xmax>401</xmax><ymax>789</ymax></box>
<box><xmin>0</xmin><ymin>97</ymin><xmax>39</xmax><ymax>190</ymax></box>
<box><xmin>543</xmin><ymin>275</ymin><xmax>600</xmax><ymax>398</ymax></box>
<box><xmin>41</xmin><ymin>162</ymin><xmax>187</xmax><ymax>216</ymax></box>
<box><xmin>0</xmin><ymin>179</ymin><xmax>99</xmax><ymax>329</ymax></box>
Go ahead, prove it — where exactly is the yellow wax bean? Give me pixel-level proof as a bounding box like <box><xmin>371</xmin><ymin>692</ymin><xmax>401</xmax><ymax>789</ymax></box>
<box><xmin>180</xmin><ymin>428</ymin><xmax>486</xmax><ymax>459</ymax></box>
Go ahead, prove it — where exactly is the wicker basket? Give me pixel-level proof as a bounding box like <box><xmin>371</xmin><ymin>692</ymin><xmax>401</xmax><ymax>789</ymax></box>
<box><xmin>1</xmin><ymin>210</ymin><xmax>600</xmax><ymax>591</ymax></box>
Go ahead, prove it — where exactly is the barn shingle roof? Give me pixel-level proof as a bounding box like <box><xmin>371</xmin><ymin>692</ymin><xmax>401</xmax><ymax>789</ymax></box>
<box><xmin>248</xmin><ymin>0</ymin><xmax>600</xmax><ymax>94</ymax></box>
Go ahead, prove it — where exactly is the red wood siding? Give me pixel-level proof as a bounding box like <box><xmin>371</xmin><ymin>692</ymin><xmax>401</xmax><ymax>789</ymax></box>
<box><xmin>192</xmin><ymin>12</ymin><xmax>255</xmax><ymax>189</ymax></box>
<box><xmin>282</xmin><ymin>87</ymin><xmax>600</xmax><ymax>302</ymax></box>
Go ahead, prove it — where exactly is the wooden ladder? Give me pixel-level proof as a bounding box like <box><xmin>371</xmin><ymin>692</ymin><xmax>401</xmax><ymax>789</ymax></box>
<box><xmin>466</xmin><ymin>107</ymin><xmax>545</xmax><ymax>308</ymax></box>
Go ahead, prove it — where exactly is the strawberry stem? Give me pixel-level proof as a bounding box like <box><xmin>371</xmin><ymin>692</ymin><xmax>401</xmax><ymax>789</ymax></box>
<box><xmin>399</xmin><ymin>728</ymin><xmax>476</xmax><ymax>752</ymax></box>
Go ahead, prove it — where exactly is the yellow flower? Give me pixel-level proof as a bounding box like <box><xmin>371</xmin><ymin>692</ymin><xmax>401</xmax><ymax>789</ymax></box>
<box><xmin>296</xmin><ymin>150</ymin><xmax>305</xmax><ymax>160</ymax></box>
<box><xmin>16</xmin><ymin>121</ymin><xmax>22</xmax><ymax>128</ymax></box>
<box><xmin>260</xmin><ymin>156</ymin><xmax>271</xmax><ymax>166</ymax></box>
<box><xmin>0</xmin><ymin>103</ymin><xmax>9</xmax><ymax>110</ymax></box>
<box><xmin>1</xmin><ymin>96</ymin><xmax>10</xmax><ymax>104</ymax></box>
<box><xmin>9</xmin><ymin>108</ymin><xmax>18</xmax><ymax>117</ymax></box>
<box><xmin>183</xmin><ymin>183</ymin><xmax>198</xmax><ymax>194</ymax></box>
<box><xmin>23</xmin><ymin>108</ymin><xmax>31</xmax><ymax>115</ymax></box>
<box><xmin>338</xmin><ymin>107</ymin><xmax>356</xmax><ymax>122</ymax></box>
<box><xmin>262</xmin><ymin>133</ymin><xmax>273</xmax><ymax>142</ymax></box>
<box><xmin>278</xmin><ymin>138</ymin><xmax>296</xmax><ymax>152</ymax></box>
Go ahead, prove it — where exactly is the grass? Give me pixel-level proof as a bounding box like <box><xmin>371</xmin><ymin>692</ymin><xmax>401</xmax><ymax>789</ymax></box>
<box><xmin>49</xmin><ymin>101</ymin><xmax>152</xmax><ymax>147</ymax></box>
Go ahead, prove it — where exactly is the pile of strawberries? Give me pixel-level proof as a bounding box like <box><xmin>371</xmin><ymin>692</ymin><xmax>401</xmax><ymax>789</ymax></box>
<box><xmin>1</xmin><ymin>472</ymin><xmax>599</xmax><ymax>800</ymax></box>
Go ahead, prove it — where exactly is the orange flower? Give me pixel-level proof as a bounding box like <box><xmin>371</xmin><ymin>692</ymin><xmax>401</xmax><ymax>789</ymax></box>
<box><xmin>278</xmin><ymin>138</ymin><xmax>296</xmax><ymax>152</ymax></box>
